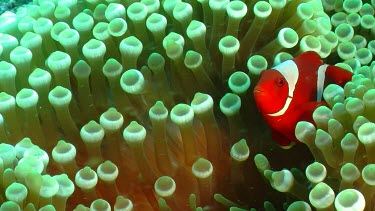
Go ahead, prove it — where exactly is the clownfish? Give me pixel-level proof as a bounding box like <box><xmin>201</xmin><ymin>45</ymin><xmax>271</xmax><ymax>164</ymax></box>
<box><xmin>253</xmin><ymin>51</ymin><xmax>353</xmax><ymax>149</ymax></box>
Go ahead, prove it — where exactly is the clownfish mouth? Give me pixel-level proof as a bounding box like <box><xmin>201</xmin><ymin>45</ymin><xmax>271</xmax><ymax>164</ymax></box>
<box><xmin>253</xmin><ymin>87</ymin><xmax>266</xmax><ymax>94</ymax></box>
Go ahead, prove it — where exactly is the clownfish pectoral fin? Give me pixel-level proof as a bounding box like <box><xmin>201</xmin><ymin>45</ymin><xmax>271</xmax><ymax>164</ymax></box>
<box><xmin>271</xmin><ymin>129</ymin><xmax>295</xmax><ymax>149</ymax></box>
<box><xmin>325</xmin><ymin>65</ymin><xmax>353</xmax><ymax>87</ymax></box>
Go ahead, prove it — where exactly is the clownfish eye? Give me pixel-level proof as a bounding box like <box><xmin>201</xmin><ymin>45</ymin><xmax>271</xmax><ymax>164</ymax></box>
<box><xmin>276</xmin><ymin>78</ymin><xmax>285</xmax><ymax>87</ymax></box>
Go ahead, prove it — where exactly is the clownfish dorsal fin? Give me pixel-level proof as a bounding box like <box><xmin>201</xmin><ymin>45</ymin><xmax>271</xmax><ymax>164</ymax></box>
<box><xmin>296</xmin><ymin>51</ymin><xmax>322</xmax><ymax>65</ymax></box>
<box><xmin>268</xmin><ymin>60</ymin><xmax>299</xmax><ymax>117</ymax></box>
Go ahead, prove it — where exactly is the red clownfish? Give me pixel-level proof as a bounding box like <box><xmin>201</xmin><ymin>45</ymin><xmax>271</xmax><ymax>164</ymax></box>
<box><xmin>253</xmin><ymin>51</ymin><xmax>353</xmax><ymax>149</ymax></box>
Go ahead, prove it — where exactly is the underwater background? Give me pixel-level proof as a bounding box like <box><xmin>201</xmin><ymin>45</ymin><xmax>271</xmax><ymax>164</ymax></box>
<box><xmin>0</xmin><ymin>0</ymin><xmax>374</xmax><ymax>210</ymax></box>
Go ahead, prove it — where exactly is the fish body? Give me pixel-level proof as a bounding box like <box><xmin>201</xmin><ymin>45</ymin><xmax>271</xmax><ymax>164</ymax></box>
<box><xmin>253</xmin><ymin>51</ymin><xmax>353</xmax><ymax>149</ymax></box>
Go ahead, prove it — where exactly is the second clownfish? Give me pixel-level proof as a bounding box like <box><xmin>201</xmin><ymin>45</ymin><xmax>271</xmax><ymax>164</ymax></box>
<box><xmin>254</xmin><ymin>51</ymin><xmax>353</xmax><ymax>149</ymax></box>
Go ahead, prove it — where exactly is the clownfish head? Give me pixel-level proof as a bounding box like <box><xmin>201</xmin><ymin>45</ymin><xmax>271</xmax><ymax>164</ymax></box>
<box><xmin>254</xmin><ymin>70</ymin><xmax>289</xmax><ymax>115</ymax></box>
<box><xmin>254</xmin><ymin>60</ymin><xmax>299</xmax><ymax>117</ymax></box>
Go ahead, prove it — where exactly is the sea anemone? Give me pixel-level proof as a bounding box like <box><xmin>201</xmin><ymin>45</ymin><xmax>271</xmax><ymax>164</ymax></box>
<box><xmin>0</xmin><ymin>0</ymin><xmax>373</xmax><ymax>210</ymax></box>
